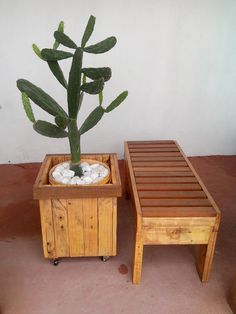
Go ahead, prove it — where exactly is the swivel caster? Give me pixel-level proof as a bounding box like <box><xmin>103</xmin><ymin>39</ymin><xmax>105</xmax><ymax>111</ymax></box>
<box><xmin>52</xmin><ymin>258</ymin><xmax>60</xmax><ymax>266</ymax></box>
<box><xmin>101</xmin><ymin>256</ymin><xmax>110</xmax><ymax>262</ymax></box>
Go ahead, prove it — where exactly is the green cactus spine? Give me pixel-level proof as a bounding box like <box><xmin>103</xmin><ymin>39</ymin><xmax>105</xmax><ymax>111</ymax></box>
<box><xmin>17</xmin><ymin>16</ymin><xmax>128</xmax><ymax>177</ymax></box>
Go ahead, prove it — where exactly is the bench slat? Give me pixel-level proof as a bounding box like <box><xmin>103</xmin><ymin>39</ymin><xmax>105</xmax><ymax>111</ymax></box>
<box><xmin>141</xmin><ymin>206</ymin><xmax>216</xmax><ymax>217</ymax></box>
<box><xmin>137</xmin><ymin>183</ymin><xmax>202</xmax><ymax>190</ymax></box>
<box><xmin>134</xmin><ymin>166</ymin><xmax>190</xmax><ymax>172</ymax></box>
<box><xmin>129</xmin><ymin>148</ymin><xmax>180</xmax><ymax>152</ymax></box>
<box><xmin>136</xmin><ymin>177</ymin><xmax>198</xmax><ymax>183</ymax></box>
<box><xmin>131</xmin><ymin>152</ymin><xmax>182</xmax><ymax>157</ymax></box>
<box><xmin>134</xmin><ymin>171</ymin><xmax>194</xmax><ymax>177</ymax></box>
<box><xmin>140</xmin><ymin>198</ymin><xmax>211</xmax><ymax>207</ymax></box>
<box><xmin>138</xmin><ymin>191</ymin><xmax>206</xmax><ymax>199</ymax></box>
<box><xmin>132</xmin><ymin>161</ymin><xmax>188</xmax><ymax>167</ymax></box>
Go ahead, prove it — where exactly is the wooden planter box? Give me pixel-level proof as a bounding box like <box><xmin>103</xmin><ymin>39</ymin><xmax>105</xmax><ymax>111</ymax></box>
<box><xmin>33</xmin><ymin>153</ymin><xmax>122</xmax><ymax>261</ymax></box>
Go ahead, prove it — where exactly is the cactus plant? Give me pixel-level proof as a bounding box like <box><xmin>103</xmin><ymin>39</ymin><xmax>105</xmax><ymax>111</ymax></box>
<box><xmin>17</xmin><ymin>16</ymin><xmax>128</xmax><ymax>177</ymax></box>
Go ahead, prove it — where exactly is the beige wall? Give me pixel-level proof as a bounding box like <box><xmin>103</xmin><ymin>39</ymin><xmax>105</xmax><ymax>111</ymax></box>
<box><xmin>0</xmin><ymin>0</ymin><xmax>236</xmax><ymax>163</ymax></box>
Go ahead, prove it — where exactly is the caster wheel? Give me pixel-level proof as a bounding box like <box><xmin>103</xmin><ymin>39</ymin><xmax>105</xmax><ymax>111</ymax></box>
<box><xmin>52</xmin><ymin>258</ymin><xmax>60</xmax><ymax>266</ymax></box>
<box><xmin>101</xmin><ymin>256</ymin><xmax>110</xmax><ymax>262</ymax></box>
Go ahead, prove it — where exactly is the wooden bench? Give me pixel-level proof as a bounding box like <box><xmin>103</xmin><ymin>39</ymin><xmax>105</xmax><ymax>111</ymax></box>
<box><xmin>124</xmin><ymin>140</ymin><xmax>220</xmax><ymax>284</ymax></box>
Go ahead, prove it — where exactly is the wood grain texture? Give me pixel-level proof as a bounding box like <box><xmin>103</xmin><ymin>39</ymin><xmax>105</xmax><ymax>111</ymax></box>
<box><xmin>98</xmin><ymin>198</ymin><xmax>113</xmax><ymax>256</ymax></box>
<box><xmin>52</xmin><ymin>199</ymin><xmax>70</xmax><ymax>257</ymax></box>
<box><xmin>36</xmin><ymin>154</ymin><xmax>120</xmax><ymax>259</ymax></box>
<box><xmin>33</xmin><ymin>154</ymin><xmax>122</xmax><ymax>199</ymax></box>
<box><xmin>82</xmin><ymin>198</ymin><xmax>98</xmax><ymax>256</ymax></box>
<box><xmin>39</xmin><ymin>200</ymin><xmax>56</xmax><ymax>258</ymax></box>
<box><xmin>124</xmin><ymin>140</ymin><xmax>220</xmax><ymax>284</ymax></box>
<box><xmin>67</xmin><ymin>199</ymin><xmax>85</xmax><ymax>256</ymax></box>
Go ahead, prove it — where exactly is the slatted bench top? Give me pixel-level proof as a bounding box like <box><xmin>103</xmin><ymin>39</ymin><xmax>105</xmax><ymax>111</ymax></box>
<box><xmin>125</xmin><ymin>140</ymin><xmax>219</xmax><ymax>218</ymax></box>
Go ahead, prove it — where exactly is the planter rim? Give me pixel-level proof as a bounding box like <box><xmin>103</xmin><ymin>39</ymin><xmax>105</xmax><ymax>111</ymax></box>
<box><xmin>33</xmin><ymin>153</ymin><xmax>122</xmax><ymax>199</ymax></box>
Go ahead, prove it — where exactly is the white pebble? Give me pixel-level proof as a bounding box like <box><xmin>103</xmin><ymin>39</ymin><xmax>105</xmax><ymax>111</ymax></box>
<box><xmin>99</xmin><ymin>169</ymin><xmax>109</xmax><ymax>178</ymax></box>
<box><xmin>62</xmin><ymin>162</ymin><xmax>70</xmax><ymax>169</ymax></box>
<box><xmin>90</xmin><ymin>163</ymin><xmax>100</xmax><ymax>169</ymax></box>
<box><xmin>76</xmin><ymin>178</ymin><xmax>84</xmax><ymax>185</ymax></box>
<box><xmin>82</xmin><ymin>165</ymin><xmax>91</xmax><ymax>172</ymax></box>
<box><xmin>83</xmin><ymin>176</ymin><xmax>93</xmax><ymax>184</ymax></box>
<box><xmin>70</xmin><ymin>176</ymin><xmax>79</xmax><ymax>185</ymax></box>
<box><xmin>55</xmin><ymin>165</ymin><xmax>64</xmax><ymax>173</ymax></box>
<box><xmin>62</xmin><ymin>169</ymin><xmax>75</xmax><ymax>178</ymax></box>
<box><xmin>52</xmin><ymin>171</ymin><xmax>61</xmax><ymax>179</ymax></box>
<box><xmin>62</xmin><ymin>177</ymin><xmax>71</xmax><ymax>184</ymax></box>
<box><xmin>90</xmin><ymin>172</ymin><xmax>99</xmax><ymax>180</ymax></box>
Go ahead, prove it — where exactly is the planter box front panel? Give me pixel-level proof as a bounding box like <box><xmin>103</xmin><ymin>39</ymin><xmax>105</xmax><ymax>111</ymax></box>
<box><xmin>40</xmin><ymin>197</ymin><xmax>117</xmax><ymax>258</ymax></box>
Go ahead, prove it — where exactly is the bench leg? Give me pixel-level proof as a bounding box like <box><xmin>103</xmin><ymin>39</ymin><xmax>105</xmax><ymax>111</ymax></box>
<box><xmin>196</xmin><ymin>227</ymin><xmax>218</xmax><ymax>282</ymax></box>
<box><xmin>133</xmin><ymin>232</ymin><xmax>143</xmax><ymax>284</ymax></box>
<box><xmin>124</xmin><ymin>160</ymin><xmax>131</xmax><ymax>199</ymax></box>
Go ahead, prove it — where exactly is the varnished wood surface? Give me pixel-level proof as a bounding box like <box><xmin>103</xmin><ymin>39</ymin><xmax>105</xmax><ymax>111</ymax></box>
<box><xmin>126</xmin><ymin>141</ymin><xmax>218</xmax><ymax>217</ymax></box>
<box><xmin>34</xmin><ymin>154</ymin><xmax>122</xmax><ymax>199</ymax></box>
<box><xmin>124</xmin><ymin>140</ymin><xmax>221</xmax><ymax>284</ymax></box>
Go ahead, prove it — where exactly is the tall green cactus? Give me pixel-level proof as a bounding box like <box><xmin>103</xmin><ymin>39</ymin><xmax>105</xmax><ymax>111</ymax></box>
<box><xmin>17</xmin><ymin>16</ymin><xmax>128</xmax><ymax>176</ymax></box>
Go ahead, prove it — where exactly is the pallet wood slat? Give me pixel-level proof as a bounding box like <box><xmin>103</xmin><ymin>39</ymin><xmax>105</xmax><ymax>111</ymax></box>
<box><xmin>131</xmin><ymin>156</ymin><xmax>185</xmax><ymax>162</ymax></box>
<box><xmin>136</xmin><ymin>177</ymin><xmax>198</xmax><ymax>183</ymax></box>
<box><xmin>52</xmin><ymin>199</ymin><xmax>70</xmax><ymax>257</ymax></box>
<box><xmin>140</xmin><ymin>198</ymin><xmax>211</xmax><ymax>207</ymax></box>
<box><xmin>137</xmin><ymin>183</ymin><xmax>201</xmax><ymax>190</ymax></box>
<box><xmin>39</xmin><ymin>200</ymin><xmax>56</xmax><ymax>259</ymax></box>
<box><xmin>83</xmin><ymin>198</ymin><xmax>98</xmax><ymax>256</ymax></box>
<box><xmin>138</xmin><ymin>190</ymin><xmax>206</xmax><ymax>199</ymax></box>
<box><xmin>141</xmin><ymin>206</ymin><xmax>216</xmax><ymax>217</ymax></box>
<box><xmin>131</xmin><ymin>152</ymin><xmax>182</xmax><ymax>157</ymax></box>
<box><xmin>98</xmin><ymin>198</ymin><xmax>114</xmax><ymax>256</ymax></box>
<box><xmin>67</xmin><ymin>199</ymin><xmax>85</xmax><ymax>256</ymax></box>
<box><xmin>132</xmin><ymin>161</ymin><xmax>188</xmax><ymax>167</ymax></box>
<box><xmin>129</xmin><ymin>148</ymin><xmax>180</xmax><ymax>152</ymax></box>
<box><xmin>124</xmin><ymin>140</ymin><xmax>220</xmax><ymax>284</ymax></box>
<box><xmin>134</xmin><ymin>171</ymin><xmax>194</xmax><ymax>177</ymax></box>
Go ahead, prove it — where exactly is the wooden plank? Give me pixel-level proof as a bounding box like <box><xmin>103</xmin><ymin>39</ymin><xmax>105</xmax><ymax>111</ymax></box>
<box><xmin>142</xmin><ymin>217</ymin><xmax>216</xmax><ymax>227</ymax></box>
<box><xmin>124</xmin><ymin>142</ymin><xmax>143</xmax><ymax>231</ymax></box>
<box><xmin>128</xmin><ymin>140</ymin><xmax>175</xmax><ymax>144</ymax></box>
<box><xmin>34</xmin><ymin>183</ymin><xmax>121</xmax><ymax>200</ymax></box>
<box><xmin>132</xmin><ymin>161</ymin><xmax>188</xmax><ymax>167</ymax></box>
<box><xmin>131</xmin><ymin>152</ymin><xmax>182</xmax><ymax>157</ymax></box>
<box><xmin>138</xmin><ymin>190</ymin><xmax>206</xmax><ymax>199</ymax></box>
<box><xmin>133</xmin><ymin>232</ymin><xmax>143</xmax><ymax>284</ymax></box>
<box><xmin>129</xmin><ymin>148</ymin><xmax>180</xmax><ymax>153</ymax></box>
<box><xmin>136</xmin><ymin>177</ymin><xmax>198</xmax><ymax>183</ymax></box>
<box><xmin>196</xmin><ymin>215</ymin><xmax>220</xmax><ymax>282</ymax></box>
<box><xmin>112</xmin><ymin>198</ymin><xmax>117</xmax><ymax>256</ymax></box>
<box><xmin>52</xmin><ymin>199</ymin><xmax>70</xmax><ymax>257</ymax></box>
<box><xmin>39</xmin><ymin>200</ymin><xmax>56</xmax><ymax>258</ymax></box>
<box><xmin>131</xmin><ymin>156</ymin><xmax>185</xmax><ymax>162</ymax></box>
<box><xmin>98</xmin><ymin>198</ymin><xmax>113</xmax><ymax>256</ymax></box>
<box><xmin>175</xmin><ymin>142</ymin><xmax>221</xmax><ymax>217</ymax></box>
<box><xmin>141</xmin><ymin>206</ymin><xmax>216</xmax><ymax>217</ymax></box>
<box><xmin>133</xmin><ymin>166</ymin><xmax>190</xmax><ymax>172</ymax></box>
<box><xmin>33</xmin><ymin>153</ymin><xmax>122</xmax><ymax>200</ymax></box>
<box><xmin>137</xmin><ymin>183</ymin><xmax>201</xmax><ymax>190</ymax></box>
<box><xmin>134</xmin><ymin>171</ymin><xmax>194</xmax><ymax>177</ymax></box>
<box><xmin>83</xmin><ymin>198</ymin><xmax>98</xmax><ymax>256</ymax></box>
<box><xmin>67</xmin><ymin>199</ymin><xmax>85</xmax><ymax>256</ymax></box>
<box><xmin>128</xmin><ymin>144</ymin><xmax>177</xmax><ymax>148</ymax></box>
<box><xmin>143</xmin><ymin>227</ymin><xmax>211</xmax><ymax>245</ymax></box>
<box><xmin>140</xmin><ymin>198</ymin><xmax>211</xmax><ymax>207</ymax></box>
<box><xmin>34</xmin><ymin>156</ymin><xmax>52</xmax><ymax>188</ymax></box>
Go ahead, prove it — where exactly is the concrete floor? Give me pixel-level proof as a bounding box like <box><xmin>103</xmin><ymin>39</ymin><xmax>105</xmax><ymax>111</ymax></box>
<box><xmin>0</xmin><ymin>157</ymin><xmax>235</xmax><ymax>314</ymax></box>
